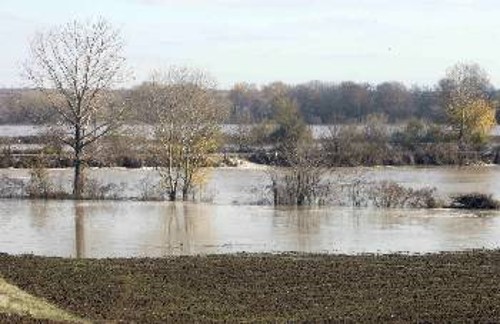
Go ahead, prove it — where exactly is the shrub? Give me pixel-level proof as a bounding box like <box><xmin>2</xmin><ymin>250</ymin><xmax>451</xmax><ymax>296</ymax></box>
<box><xmin>0</xmin><ymin>175</ymin><xmax>25</xmax><ymax>198</ymax></box>
<box><xmin>136</xmin><ymin>175</ymin><xmax>164</xmax><ymax>201</ymax></box>
<box><xmin>81</xmin><ymin>174</ymin><xmax>126</xmax><ymax>200</ymax></box>
<box><xmin>450</xmin><ymin>193</ymin><xmax>499</xmax><ymax>209</ymax></box>
<box><xmin>26</xmin><ymin>164</ymin><xmax>69</xmax><ymax>199</ymax></box>
<box><xmin>369</xmin><ymin>181</ymin><xmax>438</xmax><ymax>208</ymax></box>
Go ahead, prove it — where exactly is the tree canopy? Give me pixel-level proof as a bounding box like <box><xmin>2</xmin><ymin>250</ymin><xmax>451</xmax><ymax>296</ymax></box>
<box><xmin>25</xmin><ymin>18</ymin><xmax>128</xmax><ymax>198</ymax></box>
<box><xmin>439</xmin><ymin>62</ymin><xmax>496</xmax><ymax>146</ymax></box>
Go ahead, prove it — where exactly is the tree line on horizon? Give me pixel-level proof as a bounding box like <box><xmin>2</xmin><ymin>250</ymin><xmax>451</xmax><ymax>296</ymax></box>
<box><xmin>2</xmin><ymin>78</ymin><xmax>500</xmax><ymax>126</ymax></box>
<box><xmin>228</xmin><ymin>79</ymin><xmax>500</xmax><ymax>125</ymax></box>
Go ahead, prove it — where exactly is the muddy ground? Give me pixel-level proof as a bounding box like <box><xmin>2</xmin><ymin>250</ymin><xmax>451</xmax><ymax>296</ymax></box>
<box><xmin>0</xmin><ymin>251</ymin><xmax>499</xmax><ymax>322</ymax></box>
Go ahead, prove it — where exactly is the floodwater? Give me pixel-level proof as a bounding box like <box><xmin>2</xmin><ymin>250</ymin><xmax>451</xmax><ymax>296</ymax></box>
<box><xmin>2</xmin><ymin>124</ymin><xmax>500</xmax><ymax>139</ymax></box>
<box><xmin>1</xmin><ymin>166</ymin><xmax>500</xmax><ymax>258</ymax></box>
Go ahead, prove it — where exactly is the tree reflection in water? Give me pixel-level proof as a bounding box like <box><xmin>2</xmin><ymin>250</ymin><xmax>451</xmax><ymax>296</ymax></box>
<box><xmin>160</xmin><ymin>203</ymin><xmax>214</xmax><ymax>256</ymax></box>
<box><xmin>75</xmin><ymin>202</ymin><xmax>85</xmax><ymax>258</ymax></box>
<box><xmin>1</xmin><ymin>199</ymin><xmax>499</xmax><ymax>257</ymax></box>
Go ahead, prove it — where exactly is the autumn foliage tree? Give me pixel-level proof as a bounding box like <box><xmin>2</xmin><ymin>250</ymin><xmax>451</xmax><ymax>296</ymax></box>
<box><xmin>439</xmin><ymin>63</ymin><xmax>496</xmax><ymax>147</ymax></box>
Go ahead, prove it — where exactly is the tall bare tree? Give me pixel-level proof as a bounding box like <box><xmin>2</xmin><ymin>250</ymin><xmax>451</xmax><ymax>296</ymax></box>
<box><xmin>134</xmin><ymin>67</ymin><xmax>228</xmax><ymax>201</ymax></box>
<box><xmin>25</xmin><ymin>18</ymin><xmax>128</xmax><ymax>198</ymax></box>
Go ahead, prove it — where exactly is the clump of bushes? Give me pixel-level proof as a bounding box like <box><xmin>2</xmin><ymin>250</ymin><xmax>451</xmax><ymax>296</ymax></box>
<box><xmin>450</xmin><ymin>193</ymin><xmax>499</xmax><ymax>210</ymax></box>
<box><xmin>25</xmin><ymin>158</ymin><xmax>68</xmax><ymax>199</ymax></box>
<box><xmin>136</xmin><ymin>175</ymin><xmax>164</xmax><ymax>201</ymax></box>
<box><xmin>81</xmin><ymin>176</ymin><xmax>125</xmax><ymax>200</ymax></box>
<box><xmin>27</xmin><ymin>164</ymin><xmax>58</xmax><ymax>198</ymax></box>
<box><xmin>368</xmin><ymin>181</ymin><xmax>439</xmax><ymax>208</ymax></box>
<box><xmin>269</xmin><ymin>168</ymin><xmax>330</xmax><ymax>206</ymax></box>
<box><xmin>0</xmin><ymin>175</ymin><xmax>25</xmax><ymax>198</ymax></box>
<box><xmin>2</xmin><ymin>162</ymin><xmax>126</xmax><ymax>200</ymax></box>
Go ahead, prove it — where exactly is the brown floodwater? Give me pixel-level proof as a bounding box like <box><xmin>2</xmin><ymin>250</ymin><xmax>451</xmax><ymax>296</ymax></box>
<box><xmin>0</xmin><ymin>166</ymin><xmax>500</xmax><ymax>258</ymax></box>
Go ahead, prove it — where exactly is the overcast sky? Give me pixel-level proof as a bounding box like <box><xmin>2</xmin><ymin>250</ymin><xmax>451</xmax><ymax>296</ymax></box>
<box><xmin>1</xmin><ymin>0</ymin><xmax>500</xmax><ymax>88</ymax></box>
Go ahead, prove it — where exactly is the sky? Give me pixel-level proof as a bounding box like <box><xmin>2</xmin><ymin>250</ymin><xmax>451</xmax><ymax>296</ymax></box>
<box><xmin>1</xmin><ymin>0</ymin><xmax>500</xmax><ymax>89</ymax></box>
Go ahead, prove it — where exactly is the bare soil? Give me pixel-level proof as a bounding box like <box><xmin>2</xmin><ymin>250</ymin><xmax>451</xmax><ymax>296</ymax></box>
<box><xmin>0</xmin><ymin>251</ymin><xmax>499</xmax><ymax>322</ymax></box>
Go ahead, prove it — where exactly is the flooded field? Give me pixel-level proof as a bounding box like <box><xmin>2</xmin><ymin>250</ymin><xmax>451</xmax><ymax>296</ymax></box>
<box><xmin>2</xmin><ymin>124</ymin><xmax>500</xmax><ymax>138</ymax></box>
<box><xmin>1</xmin><ymin>166</ymin><xmax>500</xmax><ymax>258</ymax></box>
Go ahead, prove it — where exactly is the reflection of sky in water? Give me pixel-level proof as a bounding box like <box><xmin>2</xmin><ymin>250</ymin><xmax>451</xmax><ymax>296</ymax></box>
<box><xmin>0</xmin><ymin>199</ymin><xmax>499</xmax><ymax>258</ymax></box>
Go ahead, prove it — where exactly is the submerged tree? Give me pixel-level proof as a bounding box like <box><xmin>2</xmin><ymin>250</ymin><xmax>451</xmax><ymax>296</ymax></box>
<box><xmin>135</xmin><ymin>67</ymin><xmax>228</xmax><ymax>201</ymax></box>
<box><xmin>439</xmin><ymin>62</ymin><xmax>496</xmax><ymax>147</ymax></box>
<box><xmin>269</xmin><ymin>142</ymin><xmax>328</xmax><ymax>206</ymax></box>
<box><xmin>25</xmin><ymin>18</ymin><xmax>128</xmax><ymax>198</ymax></box>
<box><xmin>267</xmin><ymin>96</ymin><xmax>329</xmax><ymax>206</ymax></box>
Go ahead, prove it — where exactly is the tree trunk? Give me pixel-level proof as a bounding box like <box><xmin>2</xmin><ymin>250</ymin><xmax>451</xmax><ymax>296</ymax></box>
<box><xmin>182</xmin><ymin>188</ymin><xmax>189</xmax><ymax>201</ymax></box>
<box><xmin>297</xmin><ymin>194</ymin><xmax>305</xmax><ymax>206</ymax></box>
<box><xmin>272</xmin><ymin>179</ymin><xmax>278</xmax><ymax>206</ymax></box>
<box><xmin>75</xmin><ymin>203</ymin><xmax>85</xmax><ymax>258</ymax></box>
<box><xmin>73</xmin><ymin>125</ymin><xmax>84</xmax><ymax>199</ymax></box>
<box><xmin>73</xmin><ymin>124</ymin><xmax>84</xmax><ymax>199</ymax></box>
<box><xmin>168</xmin><ymin>190</ymin><xmax>177</xmax><ymax>201</ymax></box>
<box><xmin>182</xmin><ymin>156</ymin><xmax>191</xmax><ymax>201</ymax></box>
<box><xmin>296</xmin><ymin>171</ymin><xmax>303</xmax><ymax>205</ymax></box>
<box><xmin>73</xmin><ymin>154</ymin><xmax>83</xmax><ymax>199</ymax></box>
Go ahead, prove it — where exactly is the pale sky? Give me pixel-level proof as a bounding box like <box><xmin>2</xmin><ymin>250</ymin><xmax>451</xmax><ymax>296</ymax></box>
<box><xmin>1</xmin><ymin>0</ymin><xmax>500</xmax><ymax>88</ymax></box>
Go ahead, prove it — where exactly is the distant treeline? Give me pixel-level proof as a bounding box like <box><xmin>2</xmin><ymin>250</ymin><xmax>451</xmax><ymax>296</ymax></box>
<box><xmin>228</xmin><ymin>81</ymin><xmax>500</xmax><ymax>124</ymax></box>
<box><xmin>1</xmin><ymin>81</ymin><xmax>499</xmax><ymax>125</ymax></box>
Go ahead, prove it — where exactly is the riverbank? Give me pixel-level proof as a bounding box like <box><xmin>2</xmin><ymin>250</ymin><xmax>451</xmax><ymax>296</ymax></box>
<box><xmin>1</xmin><ymin>251</ymin><xmax>499</xmax><ymax>322</ymax></box>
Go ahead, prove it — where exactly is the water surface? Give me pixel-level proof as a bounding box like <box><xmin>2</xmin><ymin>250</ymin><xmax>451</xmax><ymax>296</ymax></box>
<box><xmin>0</xmin><ymin>200</ymin><xmax>499</xmax><ymax>258</ymax></box>
<box><xmin>1</xmin><ymin>165</ymin><xmax>500</xmax><ymax>258</ymax></box>
<box><xmin>2</xmin><ymin>124</ymin><xmax>500</xmax><ymax>138</ymax></box>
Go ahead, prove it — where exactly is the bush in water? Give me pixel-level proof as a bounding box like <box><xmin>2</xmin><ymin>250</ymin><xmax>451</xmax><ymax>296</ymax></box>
<box><xmin>368</xmin><ymin>181</ymin><xmax>439</xmax><ymax>208</ymax></box>
<box><xmin>450</xmin><ymin>193</ymin><xmax>499</xmax><ymax>209</ymax></box>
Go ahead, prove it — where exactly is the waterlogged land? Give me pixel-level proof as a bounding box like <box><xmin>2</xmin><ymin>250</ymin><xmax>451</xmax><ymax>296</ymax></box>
<box><xmin>1</xmin><ymin>124</ymin><xmax>500</xmax><ymax>138</ymax></box>
<box><xmin>1</xmin><ymin>164</ymin><xmax>499</xmax><ymax>321</ymax></box>
<box><xmin>1</xmin><ymin>158</ymin><xmax>500</xmax><ymax>322</ymax></box>
<box><xmin>0</xmin><ymin>251</ymin><xmax>499</xmax><ymax>322</ymax></box>
<box><xmin>0</xmin><ymin>166</ymin><xmax>500</xmax><ymax>257</ymax></box>
<box><xmin>2</xmin><ymin>165</ymin><xmax>500</xmax><ymax>203</ymax></box>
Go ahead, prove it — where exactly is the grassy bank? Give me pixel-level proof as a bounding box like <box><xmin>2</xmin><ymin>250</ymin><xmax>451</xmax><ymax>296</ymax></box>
<box><xmin>0</xmin><ymin>251</ymin><xmax>499</xmax><ymax>322</ymax></box>
<box><xmin>0</xmin><ymin>277</ymin><xmax>85</xmax><ymax>323</ymax></box>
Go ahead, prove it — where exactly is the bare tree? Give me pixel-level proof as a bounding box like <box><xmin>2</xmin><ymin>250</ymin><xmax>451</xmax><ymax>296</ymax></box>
<box><xmin>24</xmin><ymin>18</ymin><xmax>128</xmax><ymax>198</ymax></box>
<box><xmin>134</xmin><ymin>67</ymin><xmax>228</xmax><ymax>201</ymax></box>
